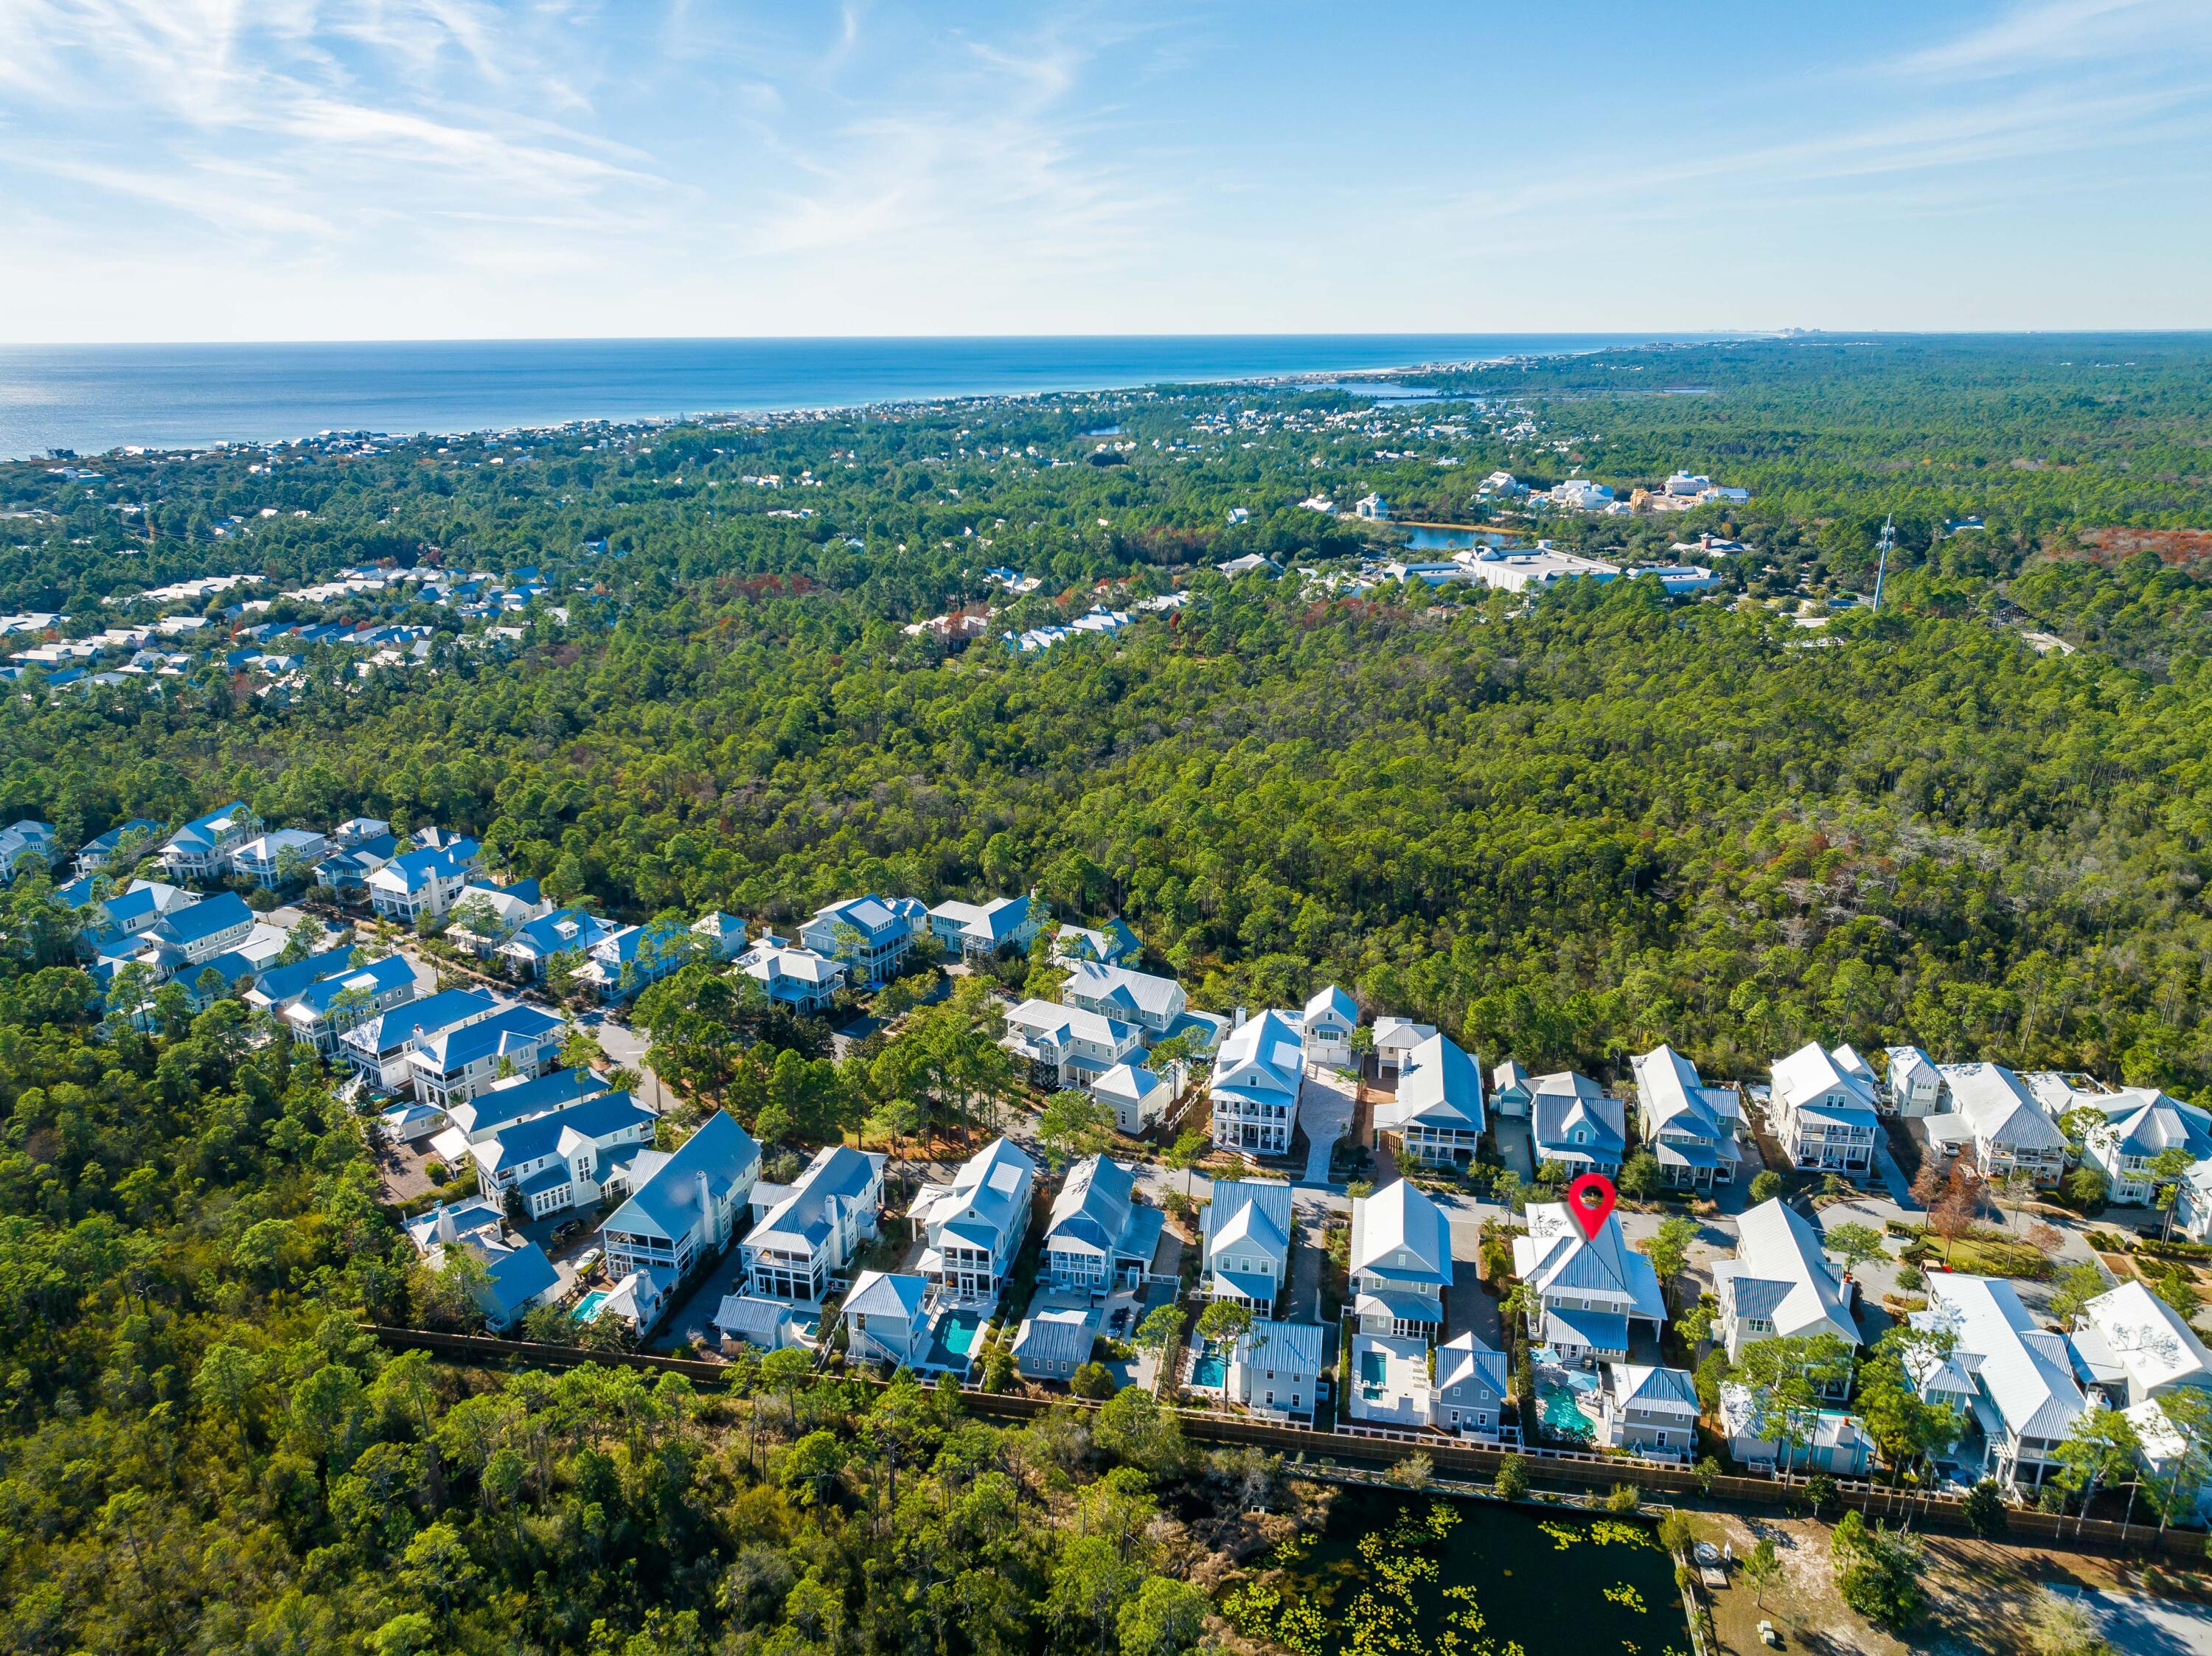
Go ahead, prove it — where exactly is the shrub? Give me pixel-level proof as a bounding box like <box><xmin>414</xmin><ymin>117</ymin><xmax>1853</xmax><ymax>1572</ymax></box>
<box><xmin>2062</xmin><ymin>1167</ymin><xmax>2110</xmax><ymax>1214</ymax></box>
<box><xmin>1617</xmin><ymin>1150</ymin><xmax>1661</xmax><ymax>1200</ymax></box>
<box><xmin>1749</xmin><ymin>1170</ymin><xmax>1784</xmax><ymax>1203</ymax></box>
<box><xmin>1493</xmin><ymin>1454</ymin><xmax>1529</xmax><ymax>1500</ymax></box>
<box><xmin>1604</xmin><ymin>1483</ymin><xmax>1641</xmax><ymax>1513</ymax></box>
<box><xmin>1070</xmin><ymin>1360</ymin><xmax>1117</xmax><ymax>1399</ymax></box>
<box><xmin>1963</xmin><ymin>1479</ymin><xmax>2008</xmax><ymax>1537</ymax></box>
<box><xmin>1895</xmin><ymin>1262</ymin><xmax>1926</xmax><ymax>1292</ymax></box>
<box><xmin>1801</xmin><ymin>1473</ymin><xmax>1837</xmax><ymax>1516</ymax></box>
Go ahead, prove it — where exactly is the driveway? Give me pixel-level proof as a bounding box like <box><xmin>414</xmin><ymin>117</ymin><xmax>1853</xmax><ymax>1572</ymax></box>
<box><xmin>1492</xmin><ymin>1116</ymin><xmax>1534</xmax><ymax>1183</ymax></box>
<box><xmin>1298</xmin><ymin>1069</ymin><xmax>1357</xmax><ymax>1186</ymax></box>
<box><xmin>2074</xmin><ymin>1587</ymin><xmax>2212</xmax><ymax>1656</ymax></box>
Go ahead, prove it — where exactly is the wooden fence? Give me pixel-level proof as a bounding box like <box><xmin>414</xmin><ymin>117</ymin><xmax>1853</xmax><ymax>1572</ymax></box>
<box><xmin>363</xmin><ymin>1325</ymin><xmax>2205</xmax><ymax>1559</ymax></box>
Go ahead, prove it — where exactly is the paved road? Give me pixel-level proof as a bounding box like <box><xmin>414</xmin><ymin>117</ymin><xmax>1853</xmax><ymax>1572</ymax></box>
<box><xmin>2072</xmin><ymin>1587</ymin><xmax>2212</xmax><ymax>1656</ymax></box>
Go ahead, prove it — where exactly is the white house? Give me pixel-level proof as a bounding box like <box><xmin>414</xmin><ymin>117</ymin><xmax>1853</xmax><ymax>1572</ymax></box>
<box><xmin>927</xmin><ymin>893</ymin><xmax>1042</xmax><ymax>959</ymax></box>
<box><xmin>1003</xmin><ymin>998</ymin><xmax>1145</xmax><ymax>1090</ymax></box>
<box><xmin>2079</xmin><ymin>1089</ymin><xmax>2212</xmax><ymax>1207</ymax></box>
<box><xmin>1298</xmin><ymin>984</ymin><xmax>1360</xmax><ymax>1069</ymax></box>
<box><xmin>737</xmin><ymin>937</ymin><xmax>849</xmax><ymax>1015</ymax></box>
<box><xmin>1052</xmin><ymin>919</ymin><xmax>1141</xmax><ymax>967</ymax></box>
<box><xmin>0</xmin><ymin>819</ymin><xmax>55</xmax><ymax>883</ymax></box>
<box><xmin>451</xmin><ymin>1090</ymin><xmax>656</xmax><ymax>1220</ymax></box>
<box><xmin>341</xmin><ymin>988</ymin><xmax>501</xmax><ymax>1089</ymax></box>
<box><xmin>1434</xmin><ymin>1331</ymin><xmax>1512</xmax><ymax>1438</ymax></box>
<box><xmin>1767</xmin><ymin>1043</ymin><xmax>1880</xmax><ymax>1180</ymax></box>
<box><xmin>1349</xmin><ymin>1179</ymin><xmax>1454</xmax><ymax>1340</ymax></box>
<box><xmin>1712</xmin><ymin>1199</ymin><xmax>1859</xmax><ymax>1382</ymax></box>
<box><xmin>1587</xmin><ymin>1363</ymin><xmax>1700</xmax><ymax>1459</ymax></box>
<box><xmin>1354</xmin><ymin>493</ymin><xmax>1388</xmax><ymax>521</ymax></box>
<box><xmin>440</xmin><ymin>1066</ymin><xmax>612</xmax><ymax>1146</ymax></box>
<box><xmin>1924</xmin><ymin>1063</ymin><xmax>2069</xmax><ymax>1189</ymax></box>
<box><xmin>1210</xmin><ymin>1010</ymin><xmax>1303</xmax><ymax>1155</ymax></box>
<box><xmin>445</xmin><ymin>880</ymin><xmax>552</xmax><ymax>954</ymax></box>
<box><xmin>742</xmin><ymin>1144</ymin><xmax>886</xmax><ymax>1305</ymax></box>
<box><xmin>1884</xmin><ymin>1045</ymin><xmax>1945</xmax><ymax>1116</ymax></box>
<box><xmin>1630</xmin><ymin>1043</ymin><xmax>1741</xmax><ymax>1189</ymax></box>
<box><xmin>1042</xmin><ymin>1154</ymin><xmax>1167</xmax><ymax>1294</ymax></box>
<box><xmin>1012</xmin><ymin>1293</ymin><xmax>1101</xmax><ymax>1382</ymax></box>
<box><xmin>2068</xmin><ymin>1281</ymin><xmax>2212</xmax><ymax>1408</ymax></box>
<box><xmin>1531</xmin><ymin>1074</ymin><xmax>1626</xmax><ymax>1177</ymax></box>
<box><xmin>1093</xmin><ymin>1061</ymin><xmax>1169</xmax><ymax>1134</ymax></box>
<box><xmin>159</xmin><ymin>801</ymin><xmax>258</xmax><ymax>881</ymax></box>
<box><xmin>1060</xmin><ymin>961</ymin><xmax>1186</xmax><ymax>1039</ymax></box>
<box><xmin>1511</xmin><ymin>1201</ymin><xmax>1666</xmax><ymax>1363</ymax></box>
<box><xmin>367</xmin><ymin>838</ymin><xmax>484</xmax><ymax>924</ymax></box>
<box><xmin>1720</xmin><ymin>1383</ymin><xmax>1876</xmax><ymax>1477</ymax></box>
<box><xmin>1489</xmin><ymin>1060</ymin><xmax>1533</xmax><ymax>1117</ymax></box>
<box><xmin>280</xmin><ymin>954</ymin><xmax>417</xmax><ymax>1054</ymax></box>
<box><xmin>1910</xmin><ymin>1273</ymin><xmax>2086</xmax><ymax>1491</ymax></box>
<box><xmin>1227</xmin><ymin>1319</ymin><xmax>1324</xmax><ymax>1422</ymax></box>
<box><xmin>1200</xmin><ymin>1177</ymin><xmax>1294</xmax><ymax>1311</ymax></box>
<box><xmin>406</xmin><ymin>1001</ymin><xmax>567</xmax><ymax>1109</ymax></box>
<box><xmin>908</xmin><ymin>1135</ymin><xmax>1035</xmax><ymax>1304</ymax></box>
<box><xmin>1371</xmin><ymin>1016</ymin><xmax>1437</xmax><ymax>1079</ymax></box>
<box><xmin>599</xmin><ymin>1111</ymin><xmax>763</xmax><ymax>1329</ymax></box>
<box><xmin>71</xmin><ymin>818</ymin><xmax>160</xmax><ymax>878</ymax></box>
<box><xmin>229</xmin><ymin>829</ymin><xmax>329</xmax><ymax>889</ymax></box>
<box><xmin>1373</xmin><ymin>1031</ymin><xmax>1485</xmax><ymax>1166</ymax></box>
<box><xmin>405</xmin><ymin>1200</ymin><xmax>558</xmax><ymax>1333</ymax></box>
<box><xmin>800</xmin><ymin>894</ymin><xmax>928</xmax><ymax>987</ymax></box>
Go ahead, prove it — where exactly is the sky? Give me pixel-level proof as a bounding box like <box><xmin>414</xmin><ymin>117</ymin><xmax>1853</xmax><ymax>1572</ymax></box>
<box><xmin>1</xmin><ymin>0</ymin><xmax>2209</xmax><ymax>342</ymax></box>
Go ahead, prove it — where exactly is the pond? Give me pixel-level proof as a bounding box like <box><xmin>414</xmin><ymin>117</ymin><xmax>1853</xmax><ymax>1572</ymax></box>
<box><xmin>1400</xmin><ymin>526</ymin><xmax>1519</xmax><ymax>552</ymax></box>
<box><xmin>1246</xmin><ymin>1486</ymin><xmax>1688</xmax><ymax>1656</ymax></box>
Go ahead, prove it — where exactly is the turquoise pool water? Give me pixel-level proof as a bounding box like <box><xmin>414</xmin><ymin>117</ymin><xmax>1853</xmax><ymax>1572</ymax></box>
<box><xmin>1360</xmin><ymin>1349</ymin><xmax>1388</xmax><ymax>1386</ymax></box>
<box><xmin>1536</xmin><ymin>1377</ymin><xmax>1596</xmax><ymax>1440</ymax></box>
<box><xmin>1191</xmin><ymin>1353</ymin><xmax>1228</xmax><ymax>1388</ymax></box>
<box><xmin>573</xmin><ymin>1289</ymin><xmax>611</xmax><ymax>1321</ymax></box>
<box><xmin>939</xmin><ymin>1309</ymin><xmax>983</xmax><ymax>1355</ymax></box>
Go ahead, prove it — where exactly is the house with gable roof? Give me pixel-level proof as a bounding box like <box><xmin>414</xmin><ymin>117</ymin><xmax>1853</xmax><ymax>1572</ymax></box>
<box><xmin>1052</xmin><ymin>918</ymin><xmax>1141</xmax><ymax>967</ymax></box>
<box><xmin>1712</xmin><ymin>1198</ymin><xmax>1859</xmax><ymax>1386</ymax></box>
<box><xmin>908</xmin><ymin>1135</ymin><xmax>1035</xmax><ymax>1304</ymax></box>
<box><xmin>1060</xmin><ymin>961</ymin><xmax>1187</xmax><ymax>1039</ymax></box>
<box><xmin>1210</xmin><ymin>1009</ymin><xmax>1303</xmax><ymax>1154</ymax></box>
<box><xmin>1910</xmin><ymin>1273</ymin><xmax>2087</xmax><ymax>1490</ymax></box>
<box><xmin>1373</xmin><ymin>1031</ymin><xmax>1485</xmax><ymax>1166</ymax></box>
<box><xmin>368</xmin><ymin>836</ymin><xmax>484</xmax><ymax>924</ymax></box>
<box><xmin>737</xmin><ymin>935</ymin><xmax>849</xmax><ymax>1015</ymax></box>
<box><xmin>1042</xmin><ymin>1153</ymin><xmax>1166</xmax><ymax>1293</ymax></box>
<box><xmin>1884</xmin><ymin>1044</ymin><xmax>1945</xmax><ymax>1116</ymax></box>
<box><xmin>229</xmin><ymin>829</ymin><xmax>329</xmax><ymax>889</ymax></box>
<box><xmin>1003</xmin><ymin>998</ymin><xmax>1144</xmax><ymax>1090</ymax></box>
<box><xmin>578</xmin><ymin>914</ymin><xmax>699</xmax><ymax>1002</ymax></box>
<box><xmin>1298</xmin><ymin>984</ymin><xmax>1360</xmax><ymax>1069</ymax></box>
<box><xmin>73</xmin><ymin>818</ymin><xmax>161</xmax><ymax>878</ymax></box>
<box><xmin>599</xmin><ymin>1111</ymin><xmax>762</xmax><ymax>1329</ymax></box>
<box><xmin>2078</xmin><ymin>1088</ymin><xmax>2212</xmax><ymax>1207</ymax></box>
<box><xmin>1349</xmin><ymin>1178</ymin><xmax>1454</xmax><ymax>1339</ymax></box>
<box><xmin>741</xmin><ymin>1143</ymin><xmax>886</xmax><ymax>1304</ymax></box>
<box><xmin>280</xmin><ymin>953</ymin><xmax>417</xmax><ymax>1054</ymax></box>
<box><xmin>1631</xmin><ymin>1043</ymin><xmax>1742</xmax><ymax>1189</ymax></box>
<box><xmin>1511</xmin><ymin>1200</ymin><xmax>1666</xmax><ymax>1362</ymax></box>
<box><xmin>1587</xmin><ymin>1363</ymin><xmax>1700</xmax><ymax>1458</ymax></box>
<box><xmin>498</xmin><ymin>908</ymin><xmax>625</xmax><ymax>980</ymax></box>
<box><xmin>1093</xmin><ymin>1061</ymin><xmax>1169</xmax><ymax>1134</ymax></box>
<box><xmin>1371</xmin><ymin>1016</ymin><xmax>1437</xmax><ymax>1079</ymax></box>
<box><xmin>927</xmin><ymin>892</ymin><xmax>1043</xmax><ymax>959</ymax></box>
<box><xmin>404</xmin><ymin>1000</ymin><xmax>566</xmax><ymax>1109</ymax></box>
<box><xmin>1924</xmin><ymin>1062</ymin><xmax>2070</xmax><ymax>1188</ymax></box>
<box><xmin>1768</xmin><ymin>1042</ymin><xmax>1879</xmax><ymax>1179</ymax></box>
<box><xmin>1226</xmin><ymin>1318</ymin><xmax>1324</xmax><ymax>1421</ymax></box>
<box><xmin>404</xmin><ymin>1199</ymin><xmax>558</xmax><ymax>1332</ymax></box>
<box><xmin>159</xmin><ymin>801</ymin><xmax>259</xmax><ymax>881</ymax></box>
<box><xmin>445</xmin><ymin>879</ymin><xmax>552</xmax><ymax>954</ymax></box>
<box><xmin>1489</xmin><ymin>1059</ymin><xmax>1534</xmax><ymax>1117</ymax></box>
<box><xmin>440</xmin><ymin>1065</ymin><xmax>611</xmax><ymax>1144</ymax></box>
<box><xmin>242</xmin><ymin>942</ymin><xmax>365</xmax><ymax>1015</ymax></box>
<box><xmin>2068</xmin><ymin>1281</ymin><xmax>2212</xmax><ymax>1408</ymax></box>
<box><xmin>1531</xmin><ymin>1073</ymin><xmax>1626</xmax><ymax>1177</ymax></box>
<box><xmin>842</xmin><ymin>1270</ymin><xmax>937</xmax><ymax>1368</ymax></box>
<box><xmin>1200</xmin><ymin>1177</ymin><xmax>1293</xmax><ymax>1311</ymax></box>
<box><xmin>316</xmin><ymin>832</ymin><xmax>400</xmax><ymax>897</ymax></box>
<box><xmin>340</xmin><ymin>987</ymin><xmax>501</xmax><ymax>1090</ymax></box>
<box><xmin>800</xmin><ymin>894</ymin><xmax>928</xmax><ymax>987</ymax></box>
<box><xmin>449</xmin><ymin>1090</ymin><xmax>657</xmax><ymax>1220</ymax></box>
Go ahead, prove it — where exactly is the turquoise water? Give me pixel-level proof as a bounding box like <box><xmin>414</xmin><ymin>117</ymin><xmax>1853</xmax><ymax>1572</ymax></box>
<box><xmin>939</xmin><ymin>1309</ymin><xmax>983</xmax><ymax>1355</ymax></box>
<box><xmin>1192</xmin><ymin>1353</ymin><xmax>1228</xmax><ymax>1388</ymax></box>
<box><xmin>1359</xmin><ymin>1349</ymin><xmax>1388</xmax><ymax>1386</ymax></box>
<box><xmin>1536</xmin><ymin>1377</ymin><xmax>1596</xmax><ymax>1440</ymax></box>
<box><xmin>572</xmin><ymin>1289</ymin><xmax>611</xmax><ymax>1321</ymax></box>
<box><xmin>0</xmin><ymin>334</ymin><xmax>1710</xmax><ymax>458</ymax></box>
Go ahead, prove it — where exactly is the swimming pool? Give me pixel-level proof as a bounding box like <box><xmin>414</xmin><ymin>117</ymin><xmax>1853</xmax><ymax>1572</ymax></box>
<box><xmin>572</xmin><ymin>1289</ymin><xmax>611</xmax><ymax>1322</ymax></box>
<box><xmin>939</xmin><ymin>1309</ymin><xmax>983</xmax><ymax>1355</ymax></box>
<box><xmin>1535</xmin><ymin>1376</ymin><xmax>1596</xmax><ymax>1441</ymax></box>
<box><xmin>1191</xmin><ymin>1352</ymin><xmax>1228</xmax><ymax>1388</ymax></box>
<box><xmin>1360</xmin><ymin>1349</ymin><xmax>1389</xmax><ymax>1387</ymax></box>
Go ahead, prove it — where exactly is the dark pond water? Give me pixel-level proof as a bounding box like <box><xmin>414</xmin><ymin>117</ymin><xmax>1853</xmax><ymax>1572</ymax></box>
<box><xmin>1400</xmin><ymin>526</ymin><xmax>1517</xmax><ymax>552</ymax></box>
<box><xmin>1257</xmin><ymin>1485</ymin><xmax>1688</xmax><ymax>1656</ymax></box>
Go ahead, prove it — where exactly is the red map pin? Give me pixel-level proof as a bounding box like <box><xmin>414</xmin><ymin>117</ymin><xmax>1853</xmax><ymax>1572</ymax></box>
<box><xmin>1565</xmin><ymin>1172</ymin><xmax>1618</xmax><ymax>1242</ymax></box>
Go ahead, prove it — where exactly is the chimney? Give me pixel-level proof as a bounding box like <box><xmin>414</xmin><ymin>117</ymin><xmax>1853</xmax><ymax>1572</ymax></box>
<box><xmin>1233</xmin><ymin>1006</ymin><xmax>1248</xmax><ymax>1031</ymax></box>
<box><xmin>434</xmin><ymin>1200</ymin><xmax>455</xmax><ymax>1244</ymax></box>
<box><xmin>698</xmin><ymin>1170</ymin><xmax>717</xmax><ymax>1240</ymax></box>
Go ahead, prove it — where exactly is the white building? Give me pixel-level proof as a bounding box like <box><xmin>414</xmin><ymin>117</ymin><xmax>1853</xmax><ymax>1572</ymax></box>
<box><xmin>1531</xmin><ymin>1074</ymin><xmax>1626</xmax><ymax>1177</ymax></box>
<box><xmin>1767</xmin><ymin>1043</ymin><xmax>1880</xmax><ymax>1180</ymax></box>
<box><xmin>1298</xmin><ymin>984</ymin><xmax>1360</xmax><ymax>1070</ymax></box>
<box><xmin>1720</xmin><ymin>1382</ymin><xmax>1876</xmax><ymax>1477</ymax></box>
<box><xmin>1712</xmin><ymin>1199</ymin><xmax>1859</xmax><ymax>1381</ymax></box>
<box><xmin>908</xmin><ymin>1136</ymin><xmax>1034</xmax><ymax>1304</ymax></box>
<box><xmin>0</xmin><ymin>819</ymin><xmax>55</xmax><ymax>882</ymax></box>
<box><xmin>1924</xmin><ymin>1063</ymin><xmax>2069</xmax><ymax>1188</ymax></box>
<box><xmin>1910</xmin><ymin>1273</ymin><xmax>2087</xmax><ymax>1491</ymax></box>
<box><xmin>599</xmin><ymin>1111</ymin><xmax>763</xmax><ymax>1329</ymax></box>
<box><xmin>1200</xmin><ymin>1177</ymin><xmax>1293</xmax><ymax>1311</ymax></box>
<box><xmin>1511</xmin><ymin>1201</ymin><xmax>1666</xmax><ymax>1363</ymax></box>
<box><xmin>1060</xmin><ymin>961</ymin><xmax>1187</xmax><ymax>1038</ymax></box>
<box><xmin>450</xmin><ymin>1090</ymin><xmax>656</xmax><ymax>1221</ymax></box>
<box><xmin>926</xmin><ymin>893</ymin><xmax>1042</xmax><ymax>959</ymax></box>
<box><xmin>1042</xmin><ymin>1154</ymin><xmax>1167</xmax><ymax>1294</ymax></box>
<box><xmin>842</xmin><ymin>1270</ymin><xmax>942</xmax><ymax>1370</ymax></box>
<box><xmin>737</xmin><ymin>937</ymin><xmax>849</xmax><ymax>1016</ymax></box>
<box><xmin>801</xmin><ymin>894</ymin><xmax>928</xmax><ymax>987</ymax></box>
<box><xmin>367</xmin><ymin>838</ymin><xmax>483</xmax><ymax>924</ymax></box>
<box><xmin>2077</xmin><ymin>1089</ymin><xmax>2212</xmax><ymax>1207</ymax></box>
<box><xmin>1630</xmin><ymin>1043</ymin><xmax>1742</xmax><ymax>1189</ymax></box>
<box><xmin>1587</xmin><ymin>1363</ymin><xmax>1700</xmax><ymax>1460</ymax></box>
<box><xmin>1374</xmin><ymin>1031</ymin><xmax>1486</xmax><ymax>1167</ymax></box>
<box><xmin>1883</xmin><ymin>1045</ymin><xmax>1944</xmax><ymax>1116</ymax></box>
<box><xmin>1002</xmin><ymin>998</ymin><xmax>1145</xmax><ymax>1090</ymax></box>
<box><xmin>159</xmin><ymin>802</ymin><xmax>258</xmax><ymax>881</ymax></box>
<box><xmin>1349</xmin><ymin>1179</ymin><xmax>1454</xmax><ymax>1340</ymax></box>
<box><xmin>228</xmin><ymin>829</ymin><xmax>329</xmax><ymax>889</ymax></box>
<box><xmin>741</xmin><ymin>1144</ymin><xmax>886</xmax><ymax>1305</ymax></box>
<box><xmin>1210</xmin><ymin>1009</ymin><xmax>1303</xmax><ymax>1155</ymax></box>
<box><xmin>2068</xmin><ymin>1281</ymin><xmax>2212</xmax><ymax>1409</ymax></box>
<box><xmin>1093</xmin><ymin>1061</ymin><xmax>1169</xmax><ymax>1134</ymax></box>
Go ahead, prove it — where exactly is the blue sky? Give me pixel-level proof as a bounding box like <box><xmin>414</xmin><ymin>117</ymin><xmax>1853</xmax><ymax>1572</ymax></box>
<box><xmin>1</xmin><ymin>0</ymin><xmax>2208</xmax><ymax>341</ymax></box>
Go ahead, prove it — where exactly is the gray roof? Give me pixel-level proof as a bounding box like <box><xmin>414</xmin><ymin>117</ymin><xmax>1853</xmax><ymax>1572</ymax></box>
<box><xmin>1913</xmin><ymin>1273</ymin><xmax>2087</xmax><ymax>1442</ymax></box>
<box><xmin>1938</xmin><ymin>1063</ymin><xmax>2068</xmax><ymax>1153</ymax></box>
<box><xmin>602</xmin><ymin>1110</ymin><xmax>760</xmax><ymax>1245</ymax></box>
<box><xmin>1012</xmin><ymin>1295</ymin><xmax>1099</xmax><ymax>1366</ymax></box>
<box><xmin>1047</xmin><ymin>1154</ymin><xmax>1138</xmax><ymax>1256</ymax></box>
<box><xmin>749</xmin><ymin>1142</ymin><xmax>881</xmax><ymax>1253</ymax></box>
<box><xmin>1204</xmin><ymin>1177</ymin><xmax>1293</xmax><ymax>1263</ymax></box>
<box><xmin>1061</xmin><ymin>960</ymin><xmax>1183</xmax><ymax>1021</ymax></box>
<box><xmin>910</xmin><ymin>1136</ymin><xmax>1034</xmax><ymax>1251</ymax></box>
<box><xmin>1712</xmin><ymin>1198</ymin><xmax>1858</xmax><ymax>1348</ymax></box>
<box><xmin>1377</xmin><ymin>1031</ymin><xmax>1484</xmax><ymax>1135</ymax></box>
<box><xmin>1239</xmin><ymin>1318</ymin><xmax>1324</xmax><ymax>1374</ymax></box>
<box><xmin>844</xmin><ymin>1268</ymin><xmax>930</xmax><ymax>1323</ymax></box>
<box><xmin>1349</xmin><ymin>1178</ymin><xmax>1454</xmax><ymax>1287</ymax></box>
<box><xmin>1436</xmin><ymin>1331</ymin><xmax>1509</xmax><ymax>1401</ymax></box>
<box><xmin>1532</xmin><ymin>1084</ymin><xmax>1625</xmax><ymax>1159</ymax></box>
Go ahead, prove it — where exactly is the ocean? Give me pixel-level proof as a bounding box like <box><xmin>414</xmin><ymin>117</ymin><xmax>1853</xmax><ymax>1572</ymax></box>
<box><xmin>0</xmin><ymin>334</ymin><xmax>1718</xmax><ymax>459</ymax></box>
